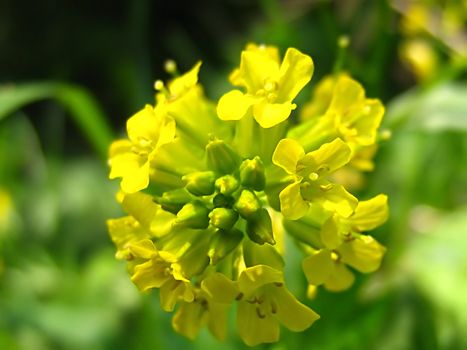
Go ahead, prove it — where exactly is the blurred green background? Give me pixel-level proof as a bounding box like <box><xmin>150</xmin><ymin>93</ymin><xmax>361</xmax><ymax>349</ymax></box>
<box><xmin>1</xmin><ymin>0</ymin><xmax>466</xmax><ymax>349</ymax></box>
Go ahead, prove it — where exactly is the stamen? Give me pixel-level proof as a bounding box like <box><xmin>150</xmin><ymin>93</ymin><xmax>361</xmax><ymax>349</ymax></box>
<box><xmin>331</xmin><ymin>251</ymin><xmax>340</xmax><ymax>261</ymax></box>
<box><xmin>308</xmin><ymin>172</ymin><xmax>319</xmax><ymax>181</ymax></box>
<box><xmin>256</xmin><ymin>307</ymin><xmax>266</xmax><ymax>319</ymax></box>
<box><xmin>274</xmin><ymin>282</ymin><xmax>283</xmax><ymax>287</ymax></box>
<box><xmin>270</xmin><ymin>300</ymin><xmax>277</xmax><ymax>314</ymax></box>
<box><xmin>235</xmin><ymin>292</ymin><xmax>244</xmax><ymax>301</ymax></box>
<box><xmin>154</xmin><ymin>79</ymin><xmax>165</xmax><ymax>91</ymax></box>
<box><xmin>164</xmin><ymin>59</ymin><xmax>178</xmax><ymax>75</ymax></box>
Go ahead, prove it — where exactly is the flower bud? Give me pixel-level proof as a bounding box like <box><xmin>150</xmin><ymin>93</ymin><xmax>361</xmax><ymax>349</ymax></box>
<box><xmin>246</xmin><ymin>209</ymin><xmax>275</xmax><ymax>245</ymax></box>
<box><xmin>208</xmin><ymin>228</ymin><xmax>243</xmax><ymax>264</ymax></box>
<box><xmin>155</xmin><ymin>188</ymin><xmax>192</xmax><ymax>214</ymax></box>
<box><xmin>182</xmin><ymin>171</ymin><xmax>216</xmax><ymax>196</ymax></box>
<box><xmin>209</xmin><ymin>207</ymin><xmax>239</xmax><ymax>230</ymax></box>
<box><xmin>235</xmin><ymin>189</ymin><xmax>261</xmax><ymax>219</ymax></box>
<box><xmin>174</xmin><ymin>201</ymin><xmax>210</xmax><ymax>229</ymax></box>
<box><xmin>206</xmin><ymin>139</ymin><xmax>240</xmax><ymax>174</ymax></box>
<box><xmin>215</xmin><ymin>175</ymin><xmax>239</xmax><ymax>196</ymax></box>
<box><xmin>239</xmin><ymin>156</ymin><xmax>266</xmax><ymax>191</ymax></box>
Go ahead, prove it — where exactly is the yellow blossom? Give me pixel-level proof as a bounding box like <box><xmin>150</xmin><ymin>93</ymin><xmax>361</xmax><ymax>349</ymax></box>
<box><xmin>217</xmin><ymin>46</ymin><xmax>314</xmax><ymax>128</ymax></box>
<box><xmin>273</xmin><ymin>137</ymin><xmax>357</xmax><ymax>220</ymax></box>
<box><xmin>108</xmin><ymin>105</ymin><xmax>176</xmax><ymax>193</ymax></box>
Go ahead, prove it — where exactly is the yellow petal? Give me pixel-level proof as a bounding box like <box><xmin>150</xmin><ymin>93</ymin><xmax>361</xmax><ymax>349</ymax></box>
<box><xmin>217</xmin><ymin>90</ymin><xmax>256</xmax><ymax>121</ymax></box>
<box><xmin>108</xmin><ymin>139</ymin><xmax>132</xmax><ymax>158</ymax></box>
<box><xmin>279</xmin><ymin>182</ymin><xmax>310</xmax><ymax>220</ymax></box>
<box><xmin>302</xmin><ymin>249</ymin><xmax>333</xmax><ymax>286</ymax></box>
<box><xmin>324</xmin><ymin>263</ymin><xmax>355</xmax><ymax>291</ymax></box>
<box><xmin>320</xmin><ymin>216</ymin><xmax>341</xmax><ymax>249</ymax></box>
<box><xmin>122</xmin><ymin>192</ymin><xmax>160</xmax><ymax>230</ymax></box>
<box><xmin>106</xmin><ymin>216</ymin><xmax>149</xmax><ymax>260</ymax></box>
<box><xmin>338</xmin><ymin>235</ymin><xmax>386</xmax><ymax>273</ymax></box>
<box><xmin>238</xmin><ymin>265</ymin><xmax>284</xmax><ymax>298</ymax></box>
<box><xmin>168</xmin><ymin>61</ymin><xmax>202</xmax><ymax>97</ymax></box>
<box><xmin>172</xmin><ymin>302</ymin><xmax>206</xmax><ymax>340</ymax></box>
<box><xmin>130</xmin><ymin>259</ymin><xmax>170</xmax><ymax>291</ymax></box>
<box><xmin>272</xmin><ymin>138</ymin><xmax>304</xmax><ymax>174</ymax></box>
<box><xmin>329</xmin><ymin>76</ymin><xmax>365</xmax><ymax>114</ymax></box>
<box><xmin>352</xmin><ymin>99</ymin><xmax>385</xmax><ymax>146</ymax></box>
<box><xmin>253</xmin><ymin>100</ymin><xmax>295</xmax><ymax>128</ymax></box>
<box><xmin>238</xmin><ymin>50</ymin><xmax>280</xmax><ymax>92</ymax></box>
<box><xmin>312</xmin><ymin>183</ymin><xmax>358</xmax><ymax>218</ymax></box>
<box><xmin>160</xmin><ymin>279</ymin><xmax>194</xmax><ymax>312</ymax></box>
<box><xmin>109</xmin><ymin>151</ymin><xmax>149</xmax><ymax>193</ymax></box>
<box><xmin>201</xmin><ymin>273</ymin><xmax>239</xmax><ymax>304</ymax></box>
<box><xmin>128</xmin><ymin>239</ymin><xmax>157</xmax><ymax>259</ymax></box>
<box><xmin>126</xmin><ymin>105</ymin><xmax>160</xmax><ymax>145</ymax></box>
<box><xmin>237</xmin><ymin>301</ymin><xmax>280</xmax><ymax>346</ymax></box>
<box><xmin>350</xmin><ymin>194</ymin><xmax>389</xmax><ymax>231</ymax></box>
<box><xmin>277</xmin><ymin>48</ymin><xmax>314</xmax><ymax>102</ymax></box>
<box><xmin>298</xmin><ymin>138</ymin><xmax>351</xmax><ymax>177</ymax></box>
<box><xmin>207</xmin><ymin>302</ymin><xmax>230</xmax><ymax>341</ymax></box>
<box><xmin>273</xmin><ymin>285</ymin><xmax>320</xmax><ymax>331</ymax></box>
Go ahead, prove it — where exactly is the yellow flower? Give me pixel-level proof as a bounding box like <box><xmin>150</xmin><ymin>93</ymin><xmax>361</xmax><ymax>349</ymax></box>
<box><xmin>108</xmin><ymin>105</ymin><xmax>176</xmax><ymax>193</ymax></box>
<box><xmin>106</xmin><ymin>216</ymin><xmax>150</xmax><ymax>260</ymax></box>
<box><xmin>293</xmin><ymin>75</ymin><xmax>384</xmax><ymax>152</ymax></box>
<box><xmin>236</xmin><ymin>265</ymin><xmax>319</xmax><ymax>346</ymax></box>
<box><xmin>400</xmin><ymin>39</ymin><xmax>438</xmax><ymax>81</ymax></box>
<box><xmin>217</xmin><ymin>45</ymin><xmax>314</xmax><ymax>128</ymax></box>
<box><xmin>172</xmin><ymin>273</ymin><xmax>235</xmax><ymax>340</ymax></box>
<box><xmin>202</xmin><ymin>266</ymin><xmax>319</xmax><ymax>346</ymax></box>
<box><xmin>273</xmin><ymin>137</ymin><xmax>357</xmax><ymax>220</ymax></box>
<box><xmin>128</xmin><ymin>239</ymin><xmax>195</xmax><ymax>312</ymax></box>
<box><xmin>302</xmin><ymin>195</ymin><xmax>388</xmax><ymax>291</ymax></box>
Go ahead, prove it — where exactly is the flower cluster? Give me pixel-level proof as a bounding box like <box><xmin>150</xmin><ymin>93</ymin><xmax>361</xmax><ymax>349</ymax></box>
<box><xmin>107</xmin><ymin>44</ymin><xmax>388</xmax><ymax>346</ymax></box>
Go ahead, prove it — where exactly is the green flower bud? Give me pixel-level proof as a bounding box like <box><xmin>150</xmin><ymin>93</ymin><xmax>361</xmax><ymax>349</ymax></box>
<box><xmin>206</xmin><ymin>139</ymin><xmax>240</xmax><ymax>174</ymax></box>
<box><xmin>209</xmin><ymin>207</ymin><xmax>239</xmax><ymax>230</ymax></box>
<box><xmin>208</xmin><ymin>228</ymin><xmax>243</xmax><ymax>264</ymax></box>
<box><xmin>246</xmin><ymin>209</ymin><xmax>275</xmax><ymax>245</ymax></box>
<box><xmin>182</xmin><ymin>171</ymin><xmax>216</xmax><ymax>196</ymax></box>
<box><xmin>215</xmin><ymin>175</ymin><xmax>239</xmax><ymax>196</ymax></box>
<box><xmin>174</xmin><ymin>201</ymin><xmax>210</xmax><ymax>229</ymax></box>
<box><xmin>235</xmin><ymin>189</ymin><xmax>261</xmax><ymax>219</ymax></box>
<box><xmin>155</xmin><ymin>188</ymin><xmax>193</xmax><ymax>214</ymax></box>
<box><xmin>239</xmin><ymin>156</ymin><xmax>266</xmax><ymax>191</ymax></box>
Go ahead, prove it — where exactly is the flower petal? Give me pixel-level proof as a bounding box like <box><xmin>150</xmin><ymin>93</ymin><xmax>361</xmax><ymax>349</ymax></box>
<box><xmin>238</xmin><ymin>50</ymin><xmax>280</xmax><ymax>92</ymax></box>
<box><xmin>168</xmin><ymin>61</ymin><xmax>201</xmax><ymax>97</ymax></box>
<box><xmin>338</xmin><ymin>235</ymin><xmax>386</xmax><ymax>273</ymax></box>
<box><xmin>253</xmin><ymin>100</ymin><xmax>295</xmax><ymax>128</ymax></box>
<box><xmin>238</xmin><ymin>265</ymin><xmax>284</xmax><ymax>297</ymax></box>
<box><xmin>272</xmin><ymin>138</ymin><xmax>304</xmax><ymax>174</ymax></box>
<box><xmin>126</xmin><ymin>105</ymin><xmax>160</xmax><ymax>144</ymax></box>
<box><xmin>350</xmin><ymin>194</ymin><xmax>389</xmax><ymax>231</ymax></box>
<box><xmin>279</xmin><ymin>182</ymin><xmax>309</xmax><ymax>220</ymax></box>
<box><xmin>320</xmin><ymin>216</ymin><xmax>342</xmax><ymax>249</ymax></box>
<box><xmin>298</xmin><ymin>138</ymin><xmax>351</xmax><ymax>177</ymax></box>
<box><xmin>172</xmin><ymin>302</ymin><xmax>207</xmax><ymax>340</ymax></box>
<box><xmin>324</xmin><ymin>263</ymin><xmax>355</xmax><ymax>291</ymax></box>
<box><xmin>217</xmin><ymin>90</ymin><xmax>255</xmax><ymax>121</ymax></box>
<box><xmin>237</xmin><ymin>301</ymin><xmax>280</xmax><ymax>346</ymax></box>
<box><xmin>273</xmin><ymin>284</ymin><xmax>320</xmax><ymax>331</ymax></box>
<box><xmin>201</xmin><ymin>272</ymin><xmax>239</xmax><ymax>304</ymax></box>
<box><xmin>277</xmin><ymin>48</ymin><xmax>314</xmax><ymax>102</ymax></box>
<box><xmin>302</xmin><ymin>249</ymin><xmax>333</xmax><ymax>286</ymax></box>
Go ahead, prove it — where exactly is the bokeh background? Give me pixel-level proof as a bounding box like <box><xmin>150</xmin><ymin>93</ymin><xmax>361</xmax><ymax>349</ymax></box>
<box><xmin>1</xmin><ymin>0</ymin><xmax>466</xmax><ymax>349</ymax></box>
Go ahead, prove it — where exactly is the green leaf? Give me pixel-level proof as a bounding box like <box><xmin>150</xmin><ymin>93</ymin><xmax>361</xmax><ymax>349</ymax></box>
<box><xmin>0</xmin><ymin>82</ymin><xmax>113</xmax><ymax>158</ymax></box>
<box><xmin>385</xmin><ymin>83</ymin><xmax>467</xmax><ymax>133</ymax></box>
